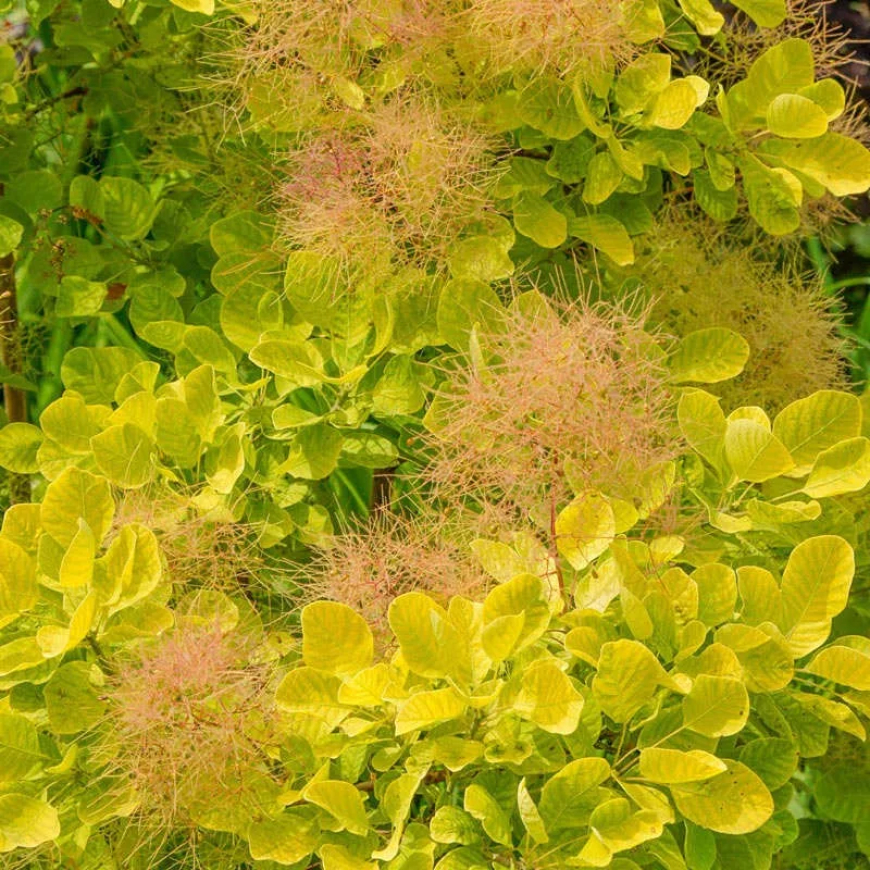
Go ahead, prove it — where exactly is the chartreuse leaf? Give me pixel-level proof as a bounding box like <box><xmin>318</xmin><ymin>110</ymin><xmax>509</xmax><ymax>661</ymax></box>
<box><xmin>247</xmin><ymin>807</ymin><xmax>320</xmax><ymax>864</ymax></box>
<box><xmin>436</xmin><ymin>278</ymin><xmax>504</xmax><ymax>351</ymax></box>
<box><xmin>805</xmin><ymin>640</ymin><xmax>870</xmax><ymax>690</ymax></box>
<box><xmin>568</xmin><ymin>214</ymin><xmax>634</xmax><ymax>266</ymax></box>
<box><xmin>448</xmin><ymin>236</ymin><xmax>514</xmax><ymax>282</ymax></box>
<box><xmin>0</xmin><ymin>215</ymin><xmax>23</xmax><ymax>257</ymax></box>
<box><xmin>96</xmin><ymin>523</ymin><xmax>162</xmax><ymax>612</ymax></box>
<box><xmin>593</xmin><ymin>639</ymin><xmax>681</xmax><ymax>722</ymax></box>
<box><xmin>615</xmin><ymin>54</ymin><xmax>671</xmax><ymax>115</ymax></box>
<box><xmin>556</xmin><ymin>493</ymin><xmax>615</xmax><ymax>570</ymax></box>
<box><xmin>430</xmin><ymin>806</ymin><xmax>480</xmax><ymax>845</ymax></box>
<box><xmin>731</xmin><ymin>0</ymin><xmax>785</xmax><ymax>26</ymax></box>
<box><xmin>40</xmin><ymin>467</ymin><xmax>114</xmax><ymax>548</ymax></box>
<box><xmin>669</xmin><ymin>762</ymin><xmax>773</xmax><ymax>834</ymax></box>
<box><xmin>716</xmin><ymin>623</ymin><xmax>793</xmax><ymax>692</ymax></box>
<box><xmin>772</xmin><ymin>390</ymin><xmax>861</xmax><ymax>472</ymax></box>
<box><xmin>512</xmin><ymin>191</ymin><xmax>567</xmax><ymax>248</ymax></box>
<box><xmin>539</xmin><ymin>757</ymin><xmax>611</xmax><ymax>831</ymax></box>
<box><xmin>303</xmin><ymin>781</ymin><xmax>369</xmax><ymax>835</ymax></box>
<box><xmin>766</xmin><ymin>94</ymin><xmax>828</xmax><ymax>138</ymax></box>
<box><xmin>724</xmin><ymin>418</ymin><xmax>794</xmax><ymax>482</ymax></box>
<box><xmin>320</xmin><ymin>844</ymin><xmax>377</xmax><ymax>870</ymax></box>
<box><xmin>0</xmin><ymin>715</ymin><xmax>43</xmax><ymax>784</ymax></box>
<box><xmin>464</xmin><ymin>784</ymin><xmax>512</xmax><ymax>846</ymax></box>
<box><xmin>90</xmin><ymin>423</ymin><xmax>155</xmax><ymax>488</ymax></box>
<box><xmin>770</xmin><ymin>132</ymin><xmax>870</xmax><ymax>196</ymax></box>
<box><xmin>0</xmin><ymin>539</ymin><xmax>37</xmax><ymax>625</ymax></box>
<box><xmin>802</xmin><ymin>437</ymin><xmax>870</xmax><ymax>498</ymax></box>
<box><xmin>0</xmin><ymin>794</ymin><xmax>60</xmax><ymax>852</ymax></box>
<box><xmin>482</xmin><ymin>573</ymin><xmax>551</xmax><ymax>657</ymax></box>
<box><xmin>275</xmin><ymin>667</ymin><xmax>346</xmax><ymax>729</ymax></box>
<box><xmin>639</xmin><ymin>749</ymin><xmax>727</xmax><ymax>784</ymax></box>
<box><xmin>676</xmin><ymin>0</ymin><xmax>723</xmax><ymax>34</ymax></box>
<box><xmin>395</xmin><ymin>687</ymin><xmax>467</xmax><ymax>735</ymax></box>
<box><xmin>100</xmin><ymin>176</ymin><xmax>157</xmax><ymax>241</ymax></box>
<box><xmin>0</xmin><ymin>423</ymin><xmax>43</xmax><ymax>473</ymax></box>
<box><xmin>580</xmin><ymin>798</ymin><xmax>663</xmax><ymax>863</ymax></box>
<box><xmin>36</xmin><ymin>590</ymin><xmax>98</xmax><ymax>658</ymax></box>
<box><xmin>647</xmin><ymin>78</ymin><xmax>707</xmax><ymax>129</ymax></box>
<box><xmin>779</xmin><ymin>536</ymin><xmax>854</xmax><ymax>656</ymax></box>
<box><xmin>302</xmin><ymin>602</ymin><xmax>373</xmax><ymax>676</ymax></box>
<box><xmin>678</xmin><ymin>390</ymin><xmax>727</xmax><ymax>472</ymax></box>
<box><xmin>513</xmin><ymin>659</ymin><xmax>584</xmax><ymax>734</ymax></box>
<box><xmin>682</xmin><ymin>675</ymin><xmax>749</xmax><ymax>737</ymax></box>
<box><xmin>517</xmin><ymin>779</ymin><xmax>548</xmax><ymax>843</ymax></box>
<box><xmin>669</xmin><ymin>328</ymin><xmax>749</xmax><ymax>384</ymax></box>
<box><xmin>389</xmin><ymin>593</ymin><xmax>468</xmax><ymax>682</ymax></box>
<box><xmin>373</xmin><ymin>769</ymin><xmax>428</xmax><ymax>861</ymax></box>
<box><xmin>280</xmin><ymin>425</ymin><xmax>343</xmax><ymax>480</ymax></box>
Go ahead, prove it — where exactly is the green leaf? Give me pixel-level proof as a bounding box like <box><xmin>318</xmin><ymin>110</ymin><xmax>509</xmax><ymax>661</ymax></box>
<box><xmin>247</xmin><ymin>807</ymin><xmax>320</xmax><ymax>865</ymax></box>
<box><xmin>814</xmin><ymin>764</ymin><xmax>870</xmax><ymax>823</ymax></box>
<box><xmin>43</xmin><ymin>661</ymin><xmax>106</xmax><ymax>734</ymax></box>
<box><xmin>56</xmin><ymin>276</ymin><xmax>106</xmax><ymax>317</ymax></box>
<box><xmin>513</xmin><ymin>191</ymin><xmax>567</xmax><ymax>248</ymax></box>
<box><xmin>0</xmin><ymin>794</ymin><xmax>60</xmax><ymax>852</ymax></box>
<box><xmin>802</xmin><ymin>437</ymin><xmax>870</xmax><ymax>498</ymax></box>
<box><xmin>304</xmin><ymin>781</ymin><xmax>369</xmax><ymax>835</ymax></box>
<box><xmin>556</xmin><ymin>492</ymin><xmax>615</xmax><ymax>570</ymax></box>
<box><xmin>396</xmin><ymin>687</ymin><xmax>467</xmax><ymax>735</ymax></box>
<box><xmin>772</xmin><ymin>390</ymin><xmax>862</xmax><ymax>472</ymax></box>
<box><xmin>639</xmin><ymin>748</ymin><xmax>727</xmax><ymax>784</ymax></box>
<box><xmin>41</xmin><ymin>467</ymin><xmax>114</xmax><ymax>548</ymax></box>
<box><xmin>593</xmin><ymin>639</ymin><xmax>680</xmax><ymax>722</ymax></box>
<box><xmin>568</xmin><ymin>214</ymin><xmax>635</xmax><ymax>265</ymax></box>
<box><xmin>0</xmin><ymin>215</ymin><xmax>23</xmax><ymax>257</ymax></box>
<box><xmin>4</xmin><ymin>170</ymin><xmax>62</xmax><ymax>214</ymax></box>
<box><xmin>779</xmin><ymin>535</ymin><xmax>854</xmax><ymax>656</ymax></box>
<box><xmin>670</xmin><ymin>762</ymin><xmax>773</xmax><ymax>834</ymax></box>
<box><xmin>513</xmin><ymin>658</ymin><xmax>584</xmax><ymax>734</ymax></box>
<box><xmin>724</xmin><ymin>419</ymin><xmax>794</xmax><ymax>482</ymax></box>
<box><xmin>682</xmin><ymin>674</ymin><xmax>749</xmax><ymax>737</ymax></box>
<box><xmin>90</xmin><ymin>423</ymin><xmax>155</xmax><ymax>488</ymax></box>
<box><xmin>737</xmin><ymin>738</ymin><xmax>798</xmax><ymax>789</ymax></box>
<box><xmin>100</xmin><ymin>176</ymin><xmax>157</xmax><ymax>241</ymax></box>
<box><xmin>669</xmin><ymin>328</ymin><xmax>749</xmax><ymax>384</ymax></box>
<box><xmin>518</xmin><ymin>78</ymin><xmax>585</xmax><ymax>140</ymax></box>
<box><xmin>766</xmin><ymin>93</ymin><xmax>828</xmax><ymax>138</ymax></box>
<box><xmin>539</xmin><ymin>757</ymin><xmax>611</xmax><ymax>831</ymax></box>
<box><xmin>0</xmin><ymin>423</ymin><xmax>43</xmax><ymax>473</ymax></box>
<box><xmin>302</xmin><ymin>601</ymin><xmax>373</xmax><ymax>676</ymax></box>
<box><xmin>0</xmin><ymin>362</ymin><xmax>36</xmax><ymax>392</ymax></box>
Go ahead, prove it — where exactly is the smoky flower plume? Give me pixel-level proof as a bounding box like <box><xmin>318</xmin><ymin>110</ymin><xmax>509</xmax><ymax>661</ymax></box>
<box><xmin>421</xmin><ymin>291</ymin><xmax>679</xmax><ymax>519</ymax></box>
